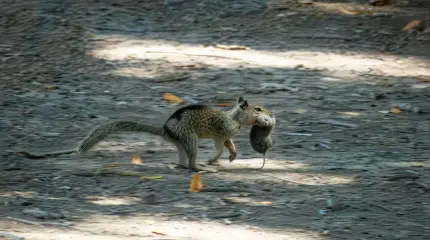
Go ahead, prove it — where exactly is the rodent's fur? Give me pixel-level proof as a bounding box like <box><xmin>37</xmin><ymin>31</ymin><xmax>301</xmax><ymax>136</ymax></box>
<box><xmin>250</xmin><ymin>110</ymin><xmax>276</xmax><ymax>169</ymax></box>
<box><xmin>17</xmin><ymin>97</ymin><xmax>272</xmax><ymax>171</ymax></box>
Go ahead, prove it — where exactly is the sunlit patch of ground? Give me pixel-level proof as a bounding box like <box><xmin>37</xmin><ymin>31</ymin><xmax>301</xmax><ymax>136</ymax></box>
<box><xmin>89</xmin><ymin>39</ymin><xmax>430</xmax><ymax>81</ymax></box>
<box><xmin>2</xmin><ymin>215</ymin><xmax>325</xmax><ymax>240</ymax></box>
<box><xmin>86</xmin><ymin>196</ymin><xmax>142</xmax><ymax>206</ymax></box>
<box><xmin>215</xmin><ymin>158</ymin><xmax>356</xmax><ymax>186</ymax></box>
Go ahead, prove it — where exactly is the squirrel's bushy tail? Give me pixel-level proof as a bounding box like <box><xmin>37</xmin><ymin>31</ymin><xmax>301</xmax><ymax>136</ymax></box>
<box><xmin>78</xmin><ymin>121</ymin><xmax>164</xmax><ymax>152</ymax></box>
<box><xmin>16</xmin><ymin>121</ymin><xmax>164</xmax><ymax>159</ymax></box>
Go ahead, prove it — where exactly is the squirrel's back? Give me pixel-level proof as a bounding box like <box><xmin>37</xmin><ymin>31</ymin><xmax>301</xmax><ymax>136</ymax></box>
<box><xmin>164</xmin><ymin>104</ymin><xmax>240</xmax><ymax>139</ymax></box>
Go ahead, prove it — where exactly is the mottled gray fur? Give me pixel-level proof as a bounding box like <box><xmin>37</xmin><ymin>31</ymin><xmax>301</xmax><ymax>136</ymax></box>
<box><xmin>18</xmin><ymin>97</ymin><xmax>271</xmax><ymax>172</ymax></box>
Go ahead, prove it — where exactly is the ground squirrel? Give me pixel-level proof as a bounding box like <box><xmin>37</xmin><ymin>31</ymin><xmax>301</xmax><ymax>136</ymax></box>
<box><xmin>250</xmin><ymin>110</ymin><xmax>276</xmax><ymax>169</ymax></box>
<box><xmin>18</xmin><ymin>97</ymin><xmax>273</xmax><ymax>171</ymax></box>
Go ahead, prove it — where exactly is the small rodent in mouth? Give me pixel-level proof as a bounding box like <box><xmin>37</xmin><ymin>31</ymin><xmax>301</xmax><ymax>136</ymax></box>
<box><xmin>249</xmin><ymin>110</ymin><xmax>276</xmax><ymax>169</ymax></box>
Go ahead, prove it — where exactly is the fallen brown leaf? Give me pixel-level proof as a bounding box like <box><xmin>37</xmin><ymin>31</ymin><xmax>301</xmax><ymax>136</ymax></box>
<box><xmin>131</xmin><ymin>154</ymin><xmax>142</xmax><ymax>165</ymax></box>
<box><xmin>163</xmin><ymin>93</ymin><xmax>184</xmax><ymax>104</ymax></box>
<box><xmin>391</xmin><ymin>108</ymin><xmax>402</xmax><ymax>113</ymax></box>
<box><xmin>189</xmin><ymin>173</ymin><xmax>203</xmax><ymax>192</ymax></box>
<box><xmin>402</xmin><ymin>20</ymin><xmax>421</xmax><ymax>31</ymax></box>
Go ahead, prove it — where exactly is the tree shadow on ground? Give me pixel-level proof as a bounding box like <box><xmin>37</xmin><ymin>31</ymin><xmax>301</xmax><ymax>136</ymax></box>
<box><xmin>79</xmin><ymin>0</ymin><xmax>430</xmax><ymax>59</ymax></box>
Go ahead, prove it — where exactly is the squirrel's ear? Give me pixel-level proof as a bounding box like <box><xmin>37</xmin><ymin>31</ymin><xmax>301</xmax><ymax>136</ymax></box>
<box><xmin>240</xmin><ymin>100</ymin><xmax>249</xmax><ymax>110</ymax></box>
<box><xmin>238</xmin><ymin>96</ymin><xmax>245</xmax><ymax>103</ymax></box>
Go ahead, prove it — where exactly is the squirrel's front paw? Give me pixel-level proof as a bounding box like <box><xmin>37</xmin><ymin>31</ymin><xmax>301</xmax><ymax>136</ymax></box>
<box><xmin>229</xmin><ymin>152</ymin><xmax>237</xmax><ymax>162</ymax></box>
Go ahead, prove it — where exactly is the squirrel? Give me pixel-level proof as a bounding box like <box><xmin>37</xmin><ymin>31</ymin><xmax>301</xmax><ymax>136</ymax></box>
<box><xmin>249</xmin><ymin>110</ymin><xmax>276</xmax><ymax>169</ymax></box>
<box><xmin>17</xmin><ymin>97</ymin><xmax>274</xmax><ymax>172</ymax></box>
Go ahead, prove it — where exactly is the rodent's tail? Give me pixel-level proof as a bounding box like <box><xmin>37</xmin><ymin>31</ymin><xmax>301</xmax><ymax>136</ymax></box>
<box><xmin>15</xmin><ymin>149</ymin><xmax>77</xmax><ymax>159</ymax></box>
<box><xmin>77</xmin><ymin>121</ymin><xmax>164</xmax><ymax>152</ymax></box>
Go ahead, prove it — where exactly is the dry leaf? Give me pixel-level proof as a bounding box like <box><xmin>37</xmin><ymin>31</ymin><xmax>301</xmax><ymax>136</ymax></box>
<box><xmin>189</xmin><ymin>173</ymin><xmax>203</xmax><ymax>192</ymax></box>
<box><xmin>139</xmin><ymin>176</ymin><xmax>163</xmax><ymax>181</ymax></box>
<box><xmin>47</xmin><ymin>85</ymin><xmax>57</xmax><ymax>90</ymax></box>
<box><xmin>131</xmin><ymin>154</ymin><xmax>142</xmax><ymax>165</ymax></box>
<box><xmin>151</xmin><ymin>231</ymin><xmax>167</xmax><ymax>236</ymax></box>
<box><xmin>258</xmin><ymin>201</ymin><xmax>273</xmax><ymax>205</ymax></box>
<box><xmin>391</xmin><ymin>108</ymin><xmax>402</xmax><ymax>113</ymax></box>
<box><xmin>402</xmin><ymin>20</ymin><xmax>421</xmax><ymax>31</ymax></box>
<box><xmin>163</xmin><ymin>93</ymin><xmax>184</xmax><ymax>104</ymax></box>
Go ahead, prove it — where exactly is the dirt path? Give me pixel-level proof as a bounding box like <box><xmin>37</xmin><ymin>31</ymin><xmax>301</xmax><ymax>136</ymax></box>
<box><xmin>1</xmin><ymin>0</ymin><xmax>429</xmax><ymax>239</ymax></box>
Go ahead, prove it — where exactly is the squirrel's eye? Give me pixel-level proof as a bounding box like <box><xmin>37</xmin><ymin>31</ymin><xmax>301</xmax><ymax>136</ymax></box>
<box><xmin>254</xmin><ymin>107</ymin><xmax>262</xmax><ymax>112</ymax></box>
